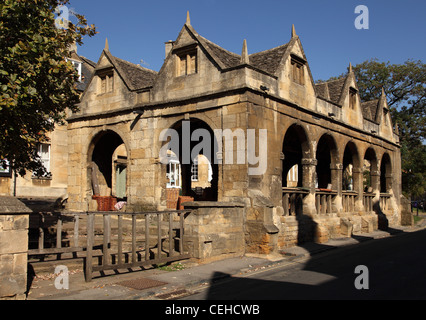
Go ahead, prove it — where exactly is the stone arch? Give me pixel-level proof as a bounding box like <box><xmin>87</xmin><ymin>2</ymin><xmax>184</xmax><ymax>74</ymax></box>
<box><xmin>380</xmin><ymin>152</ymin><xmax>392</xmax><ymax>193</ymax></box>
<box><xmin>342</xmin><ymin>140</ymin><xmax>361</xmax><ymax>191</ymax></box>
<box><xmin>363</xmin><ymin>147</ymin><xmax>378</xmax><ymax>192</ymax></box>
<box><xmin>162</xmin><ymin>117</ymin><xmax>218</xmax><ymax>201</ymax></box>
<box><xmin>315</xmin><ymin>133</ymin><xmax>339</xmax><ymax>189</ymax></box>
<box><xmin>87</xmin><ymin>129</ymin><xmax>128</xmax><ymax>200</ymax></box>
<box><xmin>281</xmin><ymin>123</ymin><xmax>311</xmax><ymax>188</ymax></box>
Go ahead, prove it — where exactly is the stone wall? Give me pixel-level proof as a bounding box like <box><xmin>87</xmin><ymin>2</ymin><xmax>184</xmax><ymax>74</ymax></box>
<box><xmin>0</xmin><ymin>197</ymin><xmax>31</xmax><ymax>300</ymax></box>
<box><xmin>183</xmin><ymin>201</ymin><xmax>245</xmax><ymax>262</ymax></box>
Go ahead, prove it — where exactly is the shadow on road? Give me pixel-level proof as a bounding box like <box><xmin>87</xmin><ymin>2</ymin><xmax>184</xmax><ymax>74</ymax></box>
<box><xmin>203</xmin><ymin>229</ymin><xmax>426</xmax><ymax>300</ymax></box>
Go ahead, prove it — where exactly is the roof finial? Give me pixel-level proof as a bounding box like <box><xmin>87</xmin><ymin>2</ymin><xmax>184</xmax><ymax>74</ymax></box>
<box><xmin>105</xmin><ymin>37</ymin><xmax>109</xmax><ymax>52</ymax></box>
<box><xmin>291</xmin><ymin>24</ymin><xmax>297</xmax><ymax>37</ymax></box>
<box><xmin>349</xmin><ymin>62</ymin><xmax>353</xmax><ymax>73</ymax></box>
<box><xmin>381</xmin><ymin>87</ymin><xmax>386</xmax><ymax>97</ymax></box>
<box><xmin>241</xmin><ymin>39</ymin><xmax>249</xmax><ymax>64</ymax></box>
<box><xmin>186</xmin><ymin>11</ymin><xmax>191</xmax><ymax>25</ymax></box>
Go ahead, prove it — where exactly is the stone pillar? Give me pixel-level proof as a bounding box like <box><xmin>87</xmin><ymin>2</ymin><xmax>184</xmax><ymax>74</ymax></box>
<box><xmin>352</xmin><ymin>168</ymin><xmax>364</xmax><ymax>213</ymax></box>
<box><xmin>301</xmin><ymin>158</ymin><xmax>317</xmax><ymax>216</ymax></box>
<box><xmin>370</xmin><ymin>169</ymin><xmax>381</xmax><ymax>208</ymax></box>
<box><xmin>0</xmin><ymin>197</ymin><xmax>31</xmax><ymax>300</ymax></box>
<box><xmin>330</xmin><ymin>163</ymin><xmax>343</xmax><ymax>214</ymax></box>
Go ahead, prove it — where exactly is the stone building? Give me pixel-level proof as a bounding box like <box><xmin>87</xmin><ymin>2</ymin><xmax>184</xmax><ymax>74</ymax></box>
<box><xmin>0</xmin><ymin>49</ymin><xmax>95</xmax><ymax>200</ymax></box>
<box><xmin>66</xmin><ymin>14</ymin><xmax>403</xmax><ymax>256</ymax></box>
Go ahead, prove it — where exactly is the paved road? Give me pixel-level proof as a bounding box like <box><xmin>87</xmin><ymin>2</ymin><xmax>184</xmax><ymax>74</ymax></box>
<box><xmin>184</xmin><ymin>229</ymin><xmax>426</xmax><ymax>300</ymax></box>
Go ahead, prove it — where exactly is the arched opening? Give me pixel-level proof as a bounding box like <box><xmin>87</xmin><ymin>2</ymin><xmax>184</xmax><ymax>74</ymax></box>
<box><xmin>281</xmin><ymin>124</ymin><xmax>310</xmax><ymax>216</ymax></box>
<box><xmin>163</xmin><ymin>118</ymin><xmax>218</xmax><ymax>202</ymax></box>
<box><xmin>342</xmin><ymin>141</ymin><xmax>361</xmax><ymax>213</ymax></box>
<box><xmin>316</xmin><ymin>134</ymin><xmax>338</xmax><ymax>190</ymax></box>
<box><xmin>363</xmin><ymin>147</ymin><xmax>377</xmax><ymax>193</ymax></box>
<box><xmin>380</xmin><ymin>153</ymin><xmax>392</xmax><ymax>193</ymax></box>
<box><xmin>362</xmin><ymin>147</ymin><xmax>378</xmax><ymax>213</ymax></box>
<box><xmin>89</xmin><ymin>130</ymin><xmax>127</xmax><ymax>202</ymax></box>
<box><xmin>342</xmin><ymin>141</ymin><xmax>360</xmax><ymax>191</ymax></box>
<box><xmin>282</xmin><ymin>124</ymin><xmax>309</xmax><ymax>188</ymax></box>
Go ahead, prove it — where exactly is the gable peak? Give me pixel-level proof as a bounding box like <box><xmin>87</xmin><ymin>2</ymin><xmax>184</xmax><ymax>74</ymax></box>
<box><xmin>241</xmin><ymin>39</ymin><xmax>249</xmax><ymax>64</ymax></box>
<box><xmin>104</xmin><ymin>37</ymin><xmax>109</xmax><ymax>52</ymax></box>
<box><xmin>291</xmin><ymin>24</ymin><xmax>297</xmax><ymax>38</ymax></box>
<box><xmin>186</xmin><ymin>11</ymin><xmax>191</xmax><ymax>26</ymax></box>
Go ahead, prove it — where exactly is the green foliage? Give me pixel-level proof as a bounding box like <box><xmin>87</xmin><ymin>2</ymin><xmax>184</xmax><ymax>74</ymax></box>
<box><xmin>0</xmin><ymin>0</ymin><xmax>96</xmax><ymax>175</ymax></box>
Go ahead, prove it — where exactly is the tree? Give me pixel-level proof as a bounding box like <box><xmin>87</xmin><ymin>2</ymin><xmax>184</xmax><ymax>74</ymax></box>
<box><xmin>351</xmin><ymin>59</ymin><xmax>425</xmax><ymax>198</ymax></box>
<box><xmin>0</xmin><ymin>0</ymin><xmax>96</xmax><ymax>176</ymax></box>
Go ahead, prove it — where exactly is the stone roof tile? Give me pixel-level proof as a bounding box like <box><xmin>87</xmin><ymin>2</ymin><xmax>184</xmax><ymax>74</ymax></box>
<box><xmin>249</xmin><ymin>43</ymin><xmax>289</xmax><ymax>75</ymax></box>
<box><xmin>113</xmin><ymin>56</ymin><xmax>158</xmax><ymax>89</ymax></box>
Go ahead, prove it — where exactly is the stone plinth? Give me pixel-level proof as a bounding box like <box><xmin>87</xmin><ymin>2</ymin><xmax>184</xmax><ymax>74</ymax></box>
<box><xmin>0</xmin><ymin>197</ymin><xmax>31</xmax><ymax>300</ymax></box>
<box><xmin>182</xmin><ymin>201</ymin><xmax>245</xmax><ymax>263</ymax></box>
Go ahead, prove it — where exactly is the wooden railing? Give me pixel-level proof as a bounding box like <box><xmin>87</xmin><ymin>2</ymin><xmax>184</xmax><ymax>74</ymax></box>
<box><xmin>85</xmin><ymin>210</ymin><xmax>191</xmax><ymax>282</ymax></box>
<box><xmin>342</xmin><ymin>191</ymin><xmax>357</xmax><ymax>213</ymax></box>
<box><xmin>28</xmin><ymin>212</ymin><xmax>86</xmax><ymax>256</ymax></box>
<box><xmin>363</xmin><ymin>193</ymin><xmax>375</xmax><ymax>212</ymax></box>
<box><xmin>27</xmin><ymin>210</ymin><xmax>192</xmax><ymax>282</ymax></box>
<box><xmin>282</xmin><ymin>188</ymin><xmax>309</xmax><ymax>216</ymax></box>
<box><xmin>315</xmin><ymin>189</ymin><xmax>337</xmax><ymax>215</ymax></box>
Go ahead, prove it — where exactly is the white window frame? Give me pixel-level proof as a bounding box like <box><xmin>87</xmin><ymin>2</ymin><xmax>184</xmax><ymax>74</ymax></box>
<box><xmin>191</xmin><ymin>158</ymin><xmax>198</xmax><ymax>181</ymax></box>
<box><xmin>166</xmin><ymin>160</ymin><xmax>181</xmax><ymax>188</ymax></box>
<box><xmin>66</xmin><ymin>58</ymin><xmax>82</xmax><ymax>82</ymax></box>
<box><xmin>33</xmin><ymin>143</ymin><xmax>51</xmax><ymax>178</ymax></box>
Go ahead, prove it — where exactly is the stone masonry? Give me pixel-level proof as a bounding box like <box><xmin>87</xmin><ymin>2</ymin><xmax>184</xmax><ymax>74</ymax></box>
<box><xmin>65</xmin><ymin>14</ymin><xmax>406</xmax><ymax>260</ymax></box>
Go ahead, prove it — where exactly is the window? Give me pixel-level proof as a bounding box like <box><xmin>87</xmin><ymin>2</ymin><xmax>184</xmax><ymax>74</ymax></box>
<box><xmin>291</xmin><ymin>56</ymin><xmax>305</xmax><ymax>85</ymax></box>
<box><xmin>99</xmin><ymin>73</ymin><xmax>113</xmax><ymax>94</ymax></box>
<box><xmin>166</xmin><ymin>160</ymin><xmax>181</xmax><ymax>188</ymax></box>
<box><xmin>0</xmin><ymin>159</ymin><xmax>11</xmax><ymax>177</ymax></box>
<box><xmin>33</xmin><ymin>143</ymin><xmax>51</xmax><ymax>178</ymax></box>
<box><xmin>67</xmin><ymin>58</ymin><xmax>82</xmax><ymax>82</ymax></box>
<box><xmin>191</xmin><ymin>158</ymin><xmax>198</xmax><ymax>181</ymax></box>
<box><xmin>349</xmin><ymin>88</ymin><xmax>357</xmax><ymax>109</ymax></box>
<box><xmin>177</xmin><ymin>49</ymin><xmax>197</xmax><ymax>76</ymax></box>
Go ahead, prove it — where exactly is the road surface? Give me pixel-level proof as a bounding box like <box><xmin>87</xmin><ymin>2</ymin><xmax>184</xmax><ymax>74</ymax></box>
<box><xmin>183</xmin><ymin>229</ymin><xmax>426</xmax><ymax>299</ymax></box>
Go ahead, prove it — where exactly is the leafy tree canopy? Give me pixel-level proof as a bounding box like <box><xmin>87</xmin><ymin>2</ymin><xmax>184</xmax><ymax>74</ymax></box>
<box><xmin>0</xmin><ymin>0</ymin><xmax>96</xmax><ymax>176</ymax></box>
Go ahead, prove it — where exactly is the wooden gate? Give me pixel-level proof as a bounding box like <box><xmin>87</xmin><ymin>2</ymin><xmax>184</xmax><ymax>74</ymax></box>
<box><xmin>84</xmin><ymin>210</ymin><xmax>191</xmax><ymax>282</ymax></box>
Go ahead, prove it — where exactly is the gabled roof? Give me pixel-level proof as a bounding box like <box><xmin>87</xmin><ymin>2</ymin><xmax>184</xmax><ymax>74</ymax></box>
<box><xmin>113</xmin><ymin>56</ymin><xmax>157</xmax><ymax>90</ymax></box>
<box><xmin>95</xmin><ymin>49</ymin><xmax>158</xmax><ymax>91</ymax></box>
<box><xmin>315</xmin><ymin>77</ymin><xmax>347</xmax><ymax>105</ymax></box>
<box><xmin>361</xmin><ymin>99</ymin><xmax>378</xmax><ymax>120</ymax></box>
<box><xmin>183</xmin><ymin>23</ymin><xmax>293</xmax><ymax>77</ymax></box>
<box><xmin>315</xmin><ymin>67</ymin><xmax>362</xmax><ymax>107</ymax></box>
<box><xmin>249</xmin><ymin>43</ymin><xmax>290</xmax><ymax>75</ymax></box>
<box><xmin>198</xmin><ymin>35</ymin><xmax>241</xmax><ymax>69</ymax></box>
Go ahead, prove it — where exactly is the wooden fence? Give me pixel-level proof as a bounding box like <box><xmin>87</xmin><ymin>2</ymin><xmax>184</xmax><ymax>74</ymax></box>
<box><xmin>27</xmin><ymin>210</ymin><xmax>191</xmax><ymax>282</ymax></box>
<box><xmin>85</xmin><ymin>210</ymin><xmax>191</xmax><ymax>281</ymax></box>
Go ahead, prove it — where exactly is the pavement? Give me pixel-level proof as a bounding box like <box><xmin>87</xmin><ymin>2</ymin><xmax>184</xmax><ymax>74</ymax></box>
<box><xmin>26</xmin><ymin>220</ymin><xmax>426</xmax><ymax>300</ymax></box>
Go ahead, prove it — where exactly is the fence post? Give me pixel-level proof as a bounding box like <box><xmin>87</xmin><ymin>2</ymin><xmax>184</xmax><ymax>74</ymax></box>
<box><xmin>85</xmin><ymin>212</ymin><xmax>94</xmax><ymax>282</ymax></box>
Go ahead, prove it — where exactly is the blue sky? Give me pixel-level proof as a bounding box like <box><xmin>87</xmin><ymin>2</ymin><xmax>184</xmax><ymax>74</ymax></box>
<box><xmin>69</xmin><ymin>0</ymin><xmax>426</xmax><ymax>81</ymax></box>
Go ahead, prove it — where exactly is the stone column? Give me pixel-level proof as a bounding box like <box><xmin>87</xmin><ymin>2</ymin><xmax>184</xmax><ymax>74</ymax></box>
<box><xmin>352</xmin><ymin>168</ymin><xmax>364</xmax><ymax>213</ymax></box>
<box><xmin>330</xmin><ymin>163</ymin><xmax>343</xmax><ymax>214</ymax></box>
<box><xmin>370</xmin><ymin>169</ymin><xmax>381</xmax><ymax>200</ymax></box>
<box><xmin>301</xmin><ymin>158</ymin><xmax>317</xmax><ymax>216</ymax></box>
